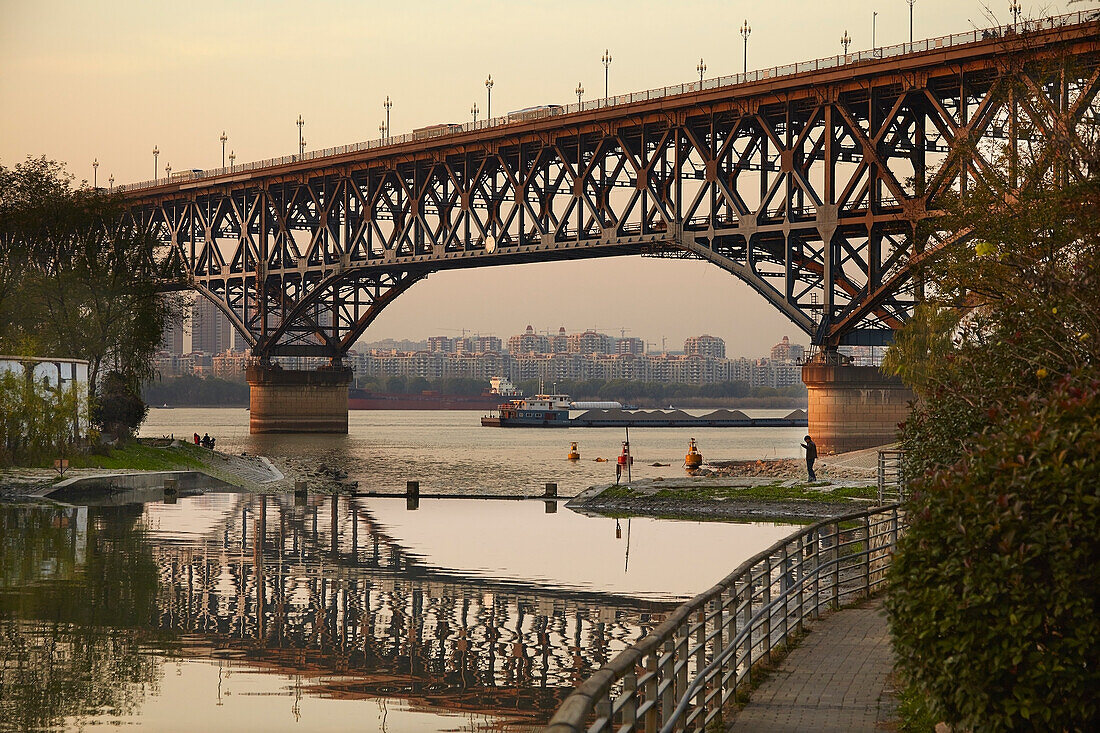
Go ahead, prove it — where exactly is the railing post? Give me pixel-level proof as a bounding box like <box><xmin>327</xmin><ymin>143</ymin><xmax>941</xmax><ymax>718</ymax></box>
<box><xmin>645</xmin><ymin>652</ymin><xmax>659</xmax><ymax>733</ymax></box>
<box><xmin>809</xmin><ymin>528</ymin><xmax>820</xmax><ymax>620</ymax></box>
<box><xmin>696</xmin><ymin>608</ymin><xmax>708</xmax><ymax>717</ymax></box>
<box><xmin>739</xmin><ymin>580</ymin><xmax>752</xmax><ymax>686</ymax></box>
<box><xmin>831</xmin><ymin>521</ymin><xmax>841</xmax><ymax>608</ymax></box>
<box><xmin>675</xmin><ymin>629</ymin><xmax>689</xmax><ymax>730</ymax></box>
<box><xmin>795</xmin><ymin>535</ymin><xmax>806</xmax><ymax>634</ymax></box>
<box><xmin>780</xmin><ymin>547</ymin><xmax>791</xmax><ymax>643</ymax></box>
<box><xmin>661</xmin><ymin>638</ymin><xmax>676</xmax><ymax>725</ymax></box>
<box><xmin>596</xmin><ymin>694</ymin><xmax>612</xmax><ymax>732</ymax></box>
<box><xmin>862</xmin><ymin>513</ymin><xmax>872</xmax><ymax>598</ymax></box>
<box><xmin>622</xmin><ymin>669</ymin><xmax>638</xmax><ymax>731</ymax></box>
<box><xmin>762</xmin><ymin>557</ymin><xmax>772</xmax><ymax>659</ymax></box>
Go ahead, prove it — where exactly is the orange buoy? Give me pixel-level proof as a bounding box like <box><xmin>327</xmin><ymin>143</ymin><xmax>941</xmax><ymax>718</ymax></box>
<box><xmin>567</xmin><ymin>441</ymin><xmax>581</xmax><ymax>460</ymax></box>
<box><xmin>685</xmin><ymin>438</ymin><xmax>703</xmax><ymax>469</ymax></box>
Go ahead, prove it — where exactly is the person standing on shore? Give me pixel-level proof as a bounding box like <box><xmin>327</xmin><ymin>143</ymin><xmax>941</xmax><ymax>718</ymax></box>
<box><xmin>801</xmin><ymin>435</ymin><xmax>818</xmax><ymax>481</ymax></box>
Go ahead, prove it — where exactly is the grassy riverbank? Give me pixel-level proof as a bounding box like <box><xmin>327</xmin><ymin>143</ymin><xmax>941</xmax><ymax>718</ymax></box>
<box><xmin>0</xmin><ymin>440</ymin><xmax>281</xmax><ymax>496</ymax></box>
<box><xmin>571</xmin><ymin>477</ymin><xmax>880</xmax><ymax>521</ymax></box>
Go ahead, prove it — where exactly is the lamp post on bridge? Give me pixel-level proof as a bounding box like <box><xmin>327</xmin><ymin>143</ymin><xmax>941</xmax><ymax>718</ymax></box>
<box><xmin>165</xmin><ymin>162</ymin><xmax>171</xmax><ymax>180</ymax></box>
<box><xmin>108</xmin><ymin>174</ymin><xmax>114</xmax><ymax>191</ymax></box>
<box><xmin>841</xmin><ymin>30</ymin><xmax>851</xmax><ymax>55</ymax></box>
<box><xmin>906</xmin><ymin>0</ymin><xmax>916</xmax><ymax>45</ymax></box>
<box><xmin>1010</xmin><ymin>0</ymin><xmax>1021</xmax><ymax>28</ymax></box>
<box><xmin>384</xmin><ymin>96</ymin><xmax>392</xmax><ymax>141</ymax></box>
<box><xmin>471</xmin><ymin>102</ymin><xmax>478</xmax><ymax>123</ymax></box>
<box><xmin>152</xmin><ymin>145</ymin><xmax>159</xmax><ymax>181</ymax></box>
<box><xmin>220</xmin><ymin>131</ymin><xmax>227</xmax><ymax>167</ymax></box>
<box><xmin>740</xmin><ymin>20</ymin><xmax>751</xmax><ymax>74</ymax></box>
<box><xmin>873</xmin><ymin>11</ymin><xmax>878</xmax><ymax>53</ymax></box>
<box><xmin>229</xmin><ymin>150</ymin><xmax>236</xmax><ymax>167</ymax></box>
<box><xmin>380</xmin><ymin>120</ymin><xmax>386</xmax><ymax>140</ymax></box>
<box><xmin>602</xmin><ymin>50</ymin><xmax>612</xmax><ymax>102</ymax></box>
<box><xmin>485</xmin><ymin>75</ymin><xmax>493</xmax><ymax>120</ymax></box>
<box><xmin>575</xmin><ymin>81</ymin><xmax>584</xmax><ymax>105</ymax></box>
<box><xmin>92</xmin><ymin>158</ymin><xmax>98</xmax><ymax>188</ymax></box>
<box><xmin>296</xmin><ymin>114</ymin><xmax>305</xmax><ymax>155</ymax></box>
<box><xmin>697</xmin><ymin>57</ymin><xmax>706</xmax><ymax>83</ymax></box>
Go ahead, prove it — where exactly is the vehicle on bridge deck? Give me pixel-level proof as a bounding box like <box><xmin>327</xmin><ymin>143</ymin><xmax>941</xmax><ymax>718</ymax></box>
<box><xmin>168</xmin><ymin>169</ymin><xmax>204</xmax><ymax>182</ymax></box>
<box><xmin>506</xmin><ymin>105</ymin><xmax>563</xmax><ymax>123</ymax></box>
<box><xmin>412</xmin><ymin>123</ymin><xmax>463</xmax><ymax>140</ymax></box>
<box><xmin>482</xmin><ymin>393</ymin><xmax>571</xmax><ymax>427</ymax></box>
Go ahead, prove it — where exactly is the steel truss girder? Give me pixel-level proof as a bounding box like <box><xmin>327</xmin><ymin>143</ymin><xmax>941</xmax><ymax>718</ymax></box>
<box><xmin>124</xmin><ymin>23</ymin><xmax>1100</xmax><ymax>356</ymax></box>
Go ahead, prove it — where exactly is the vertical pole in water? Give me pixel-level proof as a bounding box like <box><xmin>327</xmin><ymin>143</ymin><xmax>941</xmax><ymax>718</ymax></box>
<box><xmin>625</xmin><ymin>426</ymin><xmax>632</xmax><ymax>483</ymax></box>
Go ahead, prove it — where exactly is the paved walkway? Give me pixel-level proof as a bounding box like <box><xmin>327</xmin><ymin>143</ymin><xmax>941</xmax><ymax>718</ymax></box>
<box><xmin>729</xmin><ymin>599</ymin><xmax>897</xmax><ymax>732</ymax></box>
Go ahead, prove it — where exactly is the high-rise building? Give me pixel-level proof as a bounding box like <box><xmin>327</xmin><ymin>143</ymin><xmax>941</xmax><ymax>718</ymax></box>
<box><xmin>474</xmin><ymin>335</ymin><xmax>503</xmax><ymax>353</ymax></box>
<box><xmin>615</xmin><ymin>336</ymin><xmax>645</xmax><ymax>355</ymax></box>
<box><xmin>191</xmin><ymin>297</ymin><xmax>231</xmax><ymax>355</ymax></box>
<box><xmin>551</xmin><ymin>327</ymin><xmax>569</xmax><ymax>353</ymax></box>
<box><xmin>567</xmin><ymin>330</ymin><xmax>614</xmax><ymax>354</ymax></box>
<box><xmin>770</xmin><ymin>335</ymin><xmax>805</xmax><ymax>363</ymax></box>
<box><xmin>160</xmin><ymin>311</ymin><xmax>185</xmax><ymax>355</ymax></box>
<box><xmin>507</xmin><ymin>325</ymin><xmax>551</xmax><ymax>354</ymax></box>
<box><xmin>428</xmin><ymin>336</ymin><xmax>454</xmax><ymax>353</ymax></box>
<box><xmin>684</xmin><ymin>335</ymin><xmax>726</xmax><ymax>359</ymax></box>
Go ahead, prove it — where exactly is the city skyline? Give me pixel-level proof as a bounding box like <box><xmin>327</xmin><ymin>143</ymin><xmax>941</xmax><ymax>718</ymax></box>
<box><xmin>4</xmin><ymin>1</ymin><xmax>1088</xmax><ymax>356</ymax></box>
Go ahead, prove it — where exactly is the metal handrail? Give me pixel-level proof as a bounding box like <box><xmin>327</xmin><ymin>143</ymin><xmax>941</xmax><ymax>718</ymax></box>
<box><xmin>544</xmin><ymin>504</ymin><xmax>905</xmax><ymax>733</ymax></box>
<box><xmin>116</xmin><ymin>11</ymin><xmax>1095</xmax><ymax>193</ymax></box>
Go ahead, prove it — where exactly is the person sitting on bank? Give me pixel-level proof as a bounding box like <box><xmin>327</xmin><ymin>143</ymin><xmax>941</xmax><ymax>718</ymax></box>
<box><xmin>801</xmin><ymin>435</ymin><xmax>818</xmax><ymax>481</ymax></box>
<box><xmin>193</xmin><ymin>432</ymin><xmax>200</xmax><ymax>445</ymax></box>
<box><xmin>201</xmin><ymin>433</ymin><xmax>212</xmax><ymax>449</ymax></box>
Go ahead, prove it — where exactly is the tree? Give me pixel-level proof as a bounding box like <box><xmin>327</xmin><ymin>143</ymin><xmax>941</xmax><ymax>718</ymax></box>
<box><xmin>883</xmin><ymin>55</ymin><xmax>1099</xmax><ymax>729</ymax></box>
<box><xmin>0</xmin><ymin>156</ymin><xmax>182</xmax><ymax>432</ymax></box>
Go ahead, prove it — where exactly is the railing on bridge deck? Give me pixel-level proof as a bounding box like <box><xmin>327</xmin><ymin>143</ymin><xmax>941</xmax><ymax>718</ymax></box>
<box><xmin>116</xmin><ymin>10</ymin><xmax>1096</xmax><ymax>194</ymax></box>
<box><xmin>544</xmin><ymin>504</ymin><xmax>905</xmax><ymax>733</ymax></box>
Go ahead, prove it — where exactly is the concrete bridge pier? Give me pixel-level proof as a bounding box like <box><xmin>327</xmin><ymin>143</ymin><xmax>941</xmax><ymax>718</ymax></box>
<box><xmin>801</xmin><ymin>361</ymin><xmax>913</xmax><ymax>455</ymax></box>
<box><xmin>246</xmin><ymin>364</ymin><xmax>352</xmax><ymax>434</ymax></box>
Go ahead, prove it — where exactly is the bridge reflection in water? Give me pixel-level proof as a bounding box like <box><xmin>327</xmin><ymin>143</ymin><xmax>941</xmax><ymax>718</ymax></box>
<box><xmin>1</xmin><ymin>494</ymin><xmax>695</xmax><ymax>729</ymax></box>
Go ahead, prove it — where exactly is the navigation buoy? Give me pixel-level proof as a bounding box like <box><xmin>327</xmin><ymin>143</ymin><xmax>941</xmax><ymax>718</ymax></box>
<box><xmin>685</xmin><ymin>438</ymin><xmax>704</xmax><ymax>469</ymax></box>
<box><xmin>567</xmin><ymin>442</ymin><xmax>581</xmax><ymax>460</ymax></box>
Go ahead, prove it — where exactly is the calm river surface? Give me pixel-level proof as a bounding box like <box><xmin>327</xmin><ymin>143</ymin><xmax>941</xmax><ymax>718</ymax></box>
<box><xmin>141</xmin><ymin>407</ymin><xmax>806</xmax><ymax>497</ymax></box>
<box><xmin>1</xmin><ymin>410</ymin><xmax>806</xmax><ymax>731</ymax></box>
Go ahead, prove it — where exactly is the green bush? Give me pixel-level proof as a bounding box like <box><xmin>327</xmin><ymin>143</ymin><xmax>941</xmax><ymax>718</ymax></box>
<box><xmin>886</xmin><ymin>375</ymin><xmax>1100</xmax><ymax>731</ymax></box>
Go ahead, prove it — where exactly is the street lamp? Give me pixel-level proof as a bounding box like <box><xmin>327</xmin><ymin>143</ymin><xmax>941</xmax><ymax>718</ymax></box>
<box><xmin>152</xmin><ymin>145</ymin><xmax>159</xmax><ymax>180</ymax></box>
<box><xmin>697</xmin><ymin>57</ymin><xmax>706</xmax><ymax>83</ymax></box>
<box><xmin>220</xmin><ymin>131</ymin><xmax>227</xmax><ymax>167</ymax></box>
<box><xmin>740</xmin><ymin>20</ymin><xmax>751</xmax><ymax>74</ymax></box>
<box><xmin>575</xmin><ymin>81</ymin><xmax>584</xmax><ymax>105</ymax></box>
<box><xmin>485</xmin><ymin>74</ymin><xmax>494</xmax><ymax>119</ymax></box>
<box><xmin>384</xmin><ymin>95</ymin><xmax>392</xmax><ymax>140</ymax></box>
<box><xmin>602</xmin><ymin>49</ymin><xmax>612</xmax><ymax>102</ymax></box>
<box><xmin>380</xmin><ymin>120</ymin><xmax>386</xmax><ymax>139</ymax></box>
<box><xmin>1010</xmin><ymin>0</ymin><xmax>1021</xmax><ymax>28</ymax></box>
<box><xmin>108</xmin><ymin>174</ymin><xmax>114</xmax><ymax>191</ymax></box>
<box><xmin>873</xmin><ymin>11</ymin><xmax>878</xmax><ymax>52</ymax></box>
<box><xmin>165</xmin><ymin>162</ymin><xmax>172</xmax><ymax>179</ymax></box>
<box><xmin>471</xmin><ymin>102</ymin><xmax>479</xmax><ymax>123</ymax></box>
<box><xmin>92</xmin><ymin>158</ymin><xmax>98</xmax><ymax>188</ymax></box>
<box><xmin>841</xmin><ymin>30</ymin><xmax>851</xmax><ymax>55</ymax></box>
<box><xmin>229</xmin><ymin>150</ymin><xmax>236</xmax><ymax>167</ymax></box>
<box><xmin>296</xmin><ymin>114</ymin><xmax>305</xmax><ymax>155</ymax></box>
<box><xmin>906</xmin><ymin>0</ymin><xmax>916</xmax><ymax>45</ymax></box>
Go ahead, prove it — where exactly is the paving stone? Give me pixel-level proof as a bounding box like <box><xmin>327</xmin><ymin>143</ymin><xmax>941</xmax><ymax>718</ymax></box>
<box><xmin>729</xmin><ymin>598</ymin><xmax>897</xmax><ymax>732</ymax></box>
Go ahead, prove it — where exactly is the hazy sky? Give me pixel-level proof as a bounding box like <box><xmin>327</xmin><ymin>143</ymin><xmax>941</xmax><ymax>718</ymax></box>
<box><xmin>2</xmin><ymin>0</ymin><xmax>1091</xmax><ymax>356</ymax></box>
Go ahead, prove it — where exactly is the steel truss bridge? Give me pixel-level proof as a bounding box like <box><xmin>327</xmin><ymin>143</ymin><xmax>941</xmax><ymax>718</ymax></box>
<box><xmin>121</xmin><ymin>12</ymin><xmax>1100</xmax><ymax>359</ymax></box>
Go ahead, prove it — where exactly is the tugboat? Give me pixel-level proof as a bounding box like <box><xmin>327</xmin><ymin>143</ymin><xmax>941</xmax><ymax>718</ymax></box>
<box><xmin>685</xmin><ymin>438</ymin><xmax>704</xmax><ymax>469</ymax></box>
<box><xmin>481</xmin><ymin>393</ymin><xmax>572</xmax><ymax>427</ymax></box>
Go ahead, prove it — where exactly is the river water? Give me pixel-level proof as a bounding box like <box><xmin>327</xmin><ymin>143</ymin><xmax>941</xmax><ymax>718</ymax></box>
<box><xmin>140</xmin><ymin>407</ymin><xmax>806</xmax><ymax>496</ymax></box>
<box><xmin>1</xmin><ymin>410</ymin><xmax>806</xmax><ymax>731</ymax></box>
